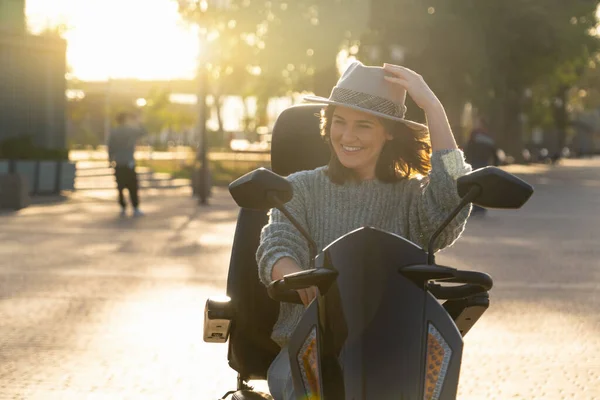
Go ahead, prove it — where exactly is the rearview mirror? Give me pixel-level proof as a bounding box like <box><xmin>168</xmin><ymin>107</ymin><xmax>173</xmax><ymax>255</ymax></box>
<box><xmin>457</xmin><ymin>167</ymin><xmax>533</xmax><ymax>209</ymax></box>
<box><xmin>229</xmin><ymin>168</ymin><xmax>293</xmax><ymax>210</ymax></box>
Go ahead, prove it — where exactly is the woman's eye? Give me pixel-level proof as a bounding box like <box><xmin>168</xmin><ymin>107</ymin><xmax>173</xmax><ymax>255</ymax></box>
<box><xmin>357</xmin><ymin>124</ymin><xmax>372</xmax><ymax>129</ymax></box>
<box><xmin>333</xmin><ymin>120</ymin><xmax>344</xmax><ymax>125</ymax></box>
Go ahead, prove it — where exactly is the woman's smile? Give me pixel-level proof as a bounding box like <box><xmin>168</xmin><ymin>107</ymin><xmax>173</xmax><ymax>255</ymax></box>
<box><xmin>340</xmin><ymin>144</ymin><xmax>364</xmax><ymax>154</ymax></box>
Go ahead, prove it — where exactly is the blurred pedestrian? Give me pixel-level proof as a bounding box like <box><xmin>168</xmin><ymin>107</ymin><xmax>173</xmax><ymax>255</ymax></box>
<box><xmin>465</xmin><ymin>117</ymin><xmax>498</xmax><ymax>215</ymax></box>
<box><xmin>108</xmin><ymin>111</ymin><xmax>147</xmax><ymax>217</ymax></box>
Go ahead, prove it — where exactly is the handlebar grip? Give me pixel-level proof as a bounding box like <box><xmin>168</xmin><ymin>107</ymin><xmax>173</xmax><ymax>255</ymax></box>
<box><xmin>267</xmin><ymin>280</ymin><xmax>303</xmax><ymax>304</ymax></box>
<box><xmin>427</xmin><ymin>283</ymin><xmax>487</xmax><ymax>300</ymax></box>
<box><xmin>441</xmin><ymin>270</ymin><xmax>493</xmax><ymax>291</ymax></box>
<box><xmin>427</xmin><ymin>270</ymin><xmax>492</xmax><ymax>300</ymax></box>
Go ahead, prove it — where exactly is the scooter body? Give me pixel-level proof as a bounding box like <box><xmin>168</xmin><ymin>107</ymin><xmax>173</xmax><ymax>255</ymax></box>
<box><xmin>205</xmin><ymin>165</ymin><xmax>534</xmax><ymax>400</ymax></box>
<box><xmin>288</xmin><ymin>227</ymin><xmax>462</xmax><ymax>399</ymax></box>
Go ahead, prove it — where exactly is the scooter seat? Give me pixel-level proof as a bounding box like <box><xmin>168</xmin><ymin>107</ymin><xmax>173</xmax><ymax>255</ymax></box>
<box><xmin>225</xmin><ymin>104</ymin><xmax>331</xmax><ymax>380</ymax></box>
<box><xmin>230</xmin><ymin>390</ymin><xmax>273</xmax><ymax>400</ymax></box>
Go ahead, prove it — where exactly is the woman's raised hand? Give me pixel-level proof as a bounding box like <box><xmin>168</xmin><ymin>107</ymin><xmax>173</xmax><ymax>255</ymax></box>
<box><xmin>383</xmin><ymin>63</ymin><xmax>441</xmax><ymax>112</ymax></box>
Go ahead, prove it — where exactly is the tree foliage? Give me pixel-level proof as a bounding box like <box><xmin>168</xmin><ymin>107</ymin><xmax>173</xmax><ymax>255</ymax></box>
<box><xmin>176</xmin><ymin>0</ymin><xmax>600</xmax><ymax>153</ymax></box>
<box><xmin>366</xmin><ymin>0</ymin><xmax>600</xmax><ymax>153</ymax></box>
<box><xmin>176</xmin><ymin>0</ymin><xmax>369</xmax><ymax>99</ymax></box>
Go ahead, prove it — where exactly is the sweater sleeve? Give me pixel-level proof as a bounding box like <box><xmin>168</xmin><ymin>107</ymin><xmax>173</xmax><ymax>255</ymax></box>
<box><xmin>402</xmin><ymin>149</ymin><xmax>472</xmax><ymax>252</ymax></box>
<box><xmin>256</xmin><ymin>171</ymin><xmax>312</xmax><ymax>287</ymax></box>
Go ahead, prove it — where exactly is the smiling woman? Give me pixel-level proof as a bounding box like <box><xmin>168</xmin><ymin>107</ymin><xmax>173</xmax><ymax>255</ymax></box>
<box><xmin>26</xmin><ymin>0</ymin><xmax>200</xmax><ymax>80</ymax></box>
<box><xmin>322</xmin><ymin>105</ymin><xmax>431</xmax><ymax>183</ymax></box>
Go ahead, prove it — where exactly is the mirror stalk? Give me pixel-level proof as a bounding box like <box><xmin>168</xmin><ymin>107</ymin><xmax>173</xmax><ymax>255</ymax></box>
<box><xmin>427</xmin><ymin>185</ymin><xmax>481</xmax><ymax>265</ymax></box>
<box><xmin>268</xmin><ymin>192</ymin><xmax>318</xmax><ymax>269</ymax></box>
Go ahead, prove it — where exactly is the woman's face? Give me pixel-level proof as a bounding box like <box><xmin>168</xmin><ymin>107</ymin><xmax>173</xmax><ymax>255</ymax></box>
<box><xmin>330</xmin><ymin>106</ymin><xmax>392</xmax><ymax>180</ymax></box>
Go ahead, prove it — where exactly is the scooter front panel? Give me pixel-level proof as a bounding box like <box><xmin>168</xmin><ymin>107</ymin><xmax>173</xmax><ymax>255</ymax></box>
<box><xmin>422</xmin><ymin>294</ymin><xmax>463</xmax><ymax>400</ymax></box>
<box><xmin>289</xmin><ymin>299</ymin><xmax>326</xmax><ymax>399</ymax></box>
<box><xmin>301</xmin><ymin>227</ymin><xmax>464</xmax><ymax>399</ymax></box>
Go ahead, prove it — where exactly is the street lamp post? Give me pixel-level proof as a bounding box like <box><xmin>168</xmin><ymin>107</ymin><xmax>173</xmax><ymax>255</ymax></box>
<box><xmin>190</xmin><ymin>0</ymin><xmax>230</xmax><ymax>205</ymax></box>
<box><xmin>104</xmin><ymin>78</ymin><xmax>112</xmax><ymax>146</ymax></box>
<box><xmin>195</xmin><ymin>50</ymin><xmax>211</xmax><ymax>205</ymax></box>
<box><xmin>193</xmin><ymin>0</ymin><xmax>217</xmax><ymax>205</ymax></box>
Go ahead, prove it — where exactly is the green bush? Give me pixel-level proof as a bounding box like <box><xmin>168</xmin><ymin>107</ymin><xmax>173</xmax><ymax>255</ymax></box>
<box><xmin>0</xmin><ymin>136</ymin><xmax>69</xmax><ymax>160</ymax></box>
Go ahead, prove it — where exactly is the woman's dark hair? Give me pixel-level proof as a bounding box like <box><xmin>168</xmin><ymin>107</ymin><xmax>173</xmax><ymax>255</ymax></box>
<box><xmin>320</xmin><ymin>105</ymin><xmax>432</xmax><ymax>184</ymax></box>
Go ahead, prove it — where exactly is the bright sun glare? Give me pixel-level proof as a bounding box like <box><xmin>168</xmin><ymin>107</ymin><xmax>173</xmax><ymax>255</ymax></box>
<box><xmin>27</xmin><ymin>2</ymin><xmax>600</xmax><ymax>82</ymax></box>
<box><xmin>26</xmin><ymin>0</ymin><xmax>200</xmax><ymax>81</ymax></box>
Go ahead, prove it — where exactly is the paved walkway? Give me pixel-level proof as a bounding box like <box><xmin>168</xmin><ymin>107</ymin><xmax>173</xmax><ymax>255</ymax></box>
<box><xmin>0</xmin><ymin>159</ymin><xmax>599</xmax><ymax>399</ymax></box>
<box><xmin>1</xmin><ymin>188</ymin><xmax>244</xmax><ymax>399</ymax></box>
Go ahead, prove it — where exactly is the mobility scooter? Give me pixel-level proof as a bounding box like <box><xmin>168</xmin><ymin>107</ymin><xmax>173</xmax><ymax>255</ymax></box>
<box><xmin>203</xmin><ymin>104</ymin><xmax>534</xmax><ymax>399</ymax></box>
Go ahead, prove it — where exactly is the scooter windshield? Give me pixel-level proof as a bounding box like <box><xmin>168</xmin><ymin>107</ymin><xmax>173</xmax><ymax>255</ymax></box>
<box><xmin>288</xmin><ymin>227</ymin><xmax>464</xmax><ymax>400</ymax></box>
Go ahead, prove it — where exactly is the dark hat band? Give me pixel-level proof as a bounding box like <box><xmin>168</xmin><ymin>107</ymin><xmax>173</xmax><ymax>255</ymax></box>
<box><xmin>330</xmin><ymin>87</ymin><xmax>407</xmax><ymax>119</ymax></box>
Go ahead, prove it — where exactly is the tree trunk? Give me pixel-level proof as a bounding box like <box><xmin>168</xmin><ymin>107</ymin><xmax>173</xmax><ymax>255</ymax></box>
<box><xmin>241</xmin><ymin>96</ymin><xmax>250</xmax><ymax>132</ymax></box>
<box><xmin>256</xmin><ymin>94</ymin><xmax>269</xmax><ymax>130</ymax></box>
<box><xmin>499</xmin><ymin>94</ymin><xmax>525</xmax><ymax>162</ymax></box>
<box><xmin>214</xmin><ymin>94</ymin><xmax>224</xmax><ymax>134</ymax></box>
<box><xmin>552</xmin><ymin>85</ymin><xmax>569</xmax><ymax>158</ymax></box>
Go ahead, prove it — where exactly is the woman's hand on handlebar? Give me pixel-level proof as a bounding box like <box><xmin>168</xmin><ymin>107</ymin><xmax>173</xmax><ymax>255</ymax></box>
<box><xmin>272</xmin><ymin>257</ymin><xmax>303</xmax><ymax>280</ymax></box>
<box><xmin>272</xmin><ymin>257</ymin><xmax>317</xmax><ymax>307</ymax></box>
<box><xmin>297</xmin><ymin>286</ymin><xmax>318</xmax><ymax>307</ymax></box>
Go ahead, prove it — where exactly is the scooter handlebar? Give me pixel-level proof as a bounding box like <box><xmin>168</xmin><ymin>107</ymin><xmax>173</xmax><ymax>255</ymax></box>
<box><xmin>442</xmin><ymin>270</ymin><xmax>493</xmax><ymax>291</ymax></box>
<box><xmin>267</xmin><ymin>279</ymin><xmax>303</xmax><ymax>304</ymax></box>
<box><xmin>267</xmin><ymin>268</ymin><xmax>339</xmax><ymax>304</ymax></box>
<box><xmin>400</xmin><ymin>265</ymin><xmax>493</xmax><ymax>300</ymax></box>
<box><xmin>427</xmin><ymin>282</ymin><xmax>487</xmax><ymax>300</ymax></box>
<box><xmin>270</xmin><ymin>265</ymin><xmax>492</xmax><ymax>302</ymax></box>
<box><xmin>427</xmin><ymin>270</ymin><xmax>493</xmax><ymax>300</ymax></box>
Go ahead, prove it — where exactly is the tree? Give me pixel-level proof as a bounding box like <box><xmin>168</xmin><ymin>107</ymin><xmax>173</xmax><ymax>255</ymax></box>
<box><xmin>141</xmin><ymin>88</ymin><xmax>196</xmax><ymax>142</ymax></box>
<box><xmin>368</xmin><ymin>0</ymin><xmax>600</xmax><ymax>156</ymax></box>
<box><xmin>176</xmin><ymin>0</ymin><xmax>370</xmax><ymax>130</ymax></box>
<box><xmin>475</xmin><ymin>1</ymin><xmax>599</xmax><ymax>157</ymax></box>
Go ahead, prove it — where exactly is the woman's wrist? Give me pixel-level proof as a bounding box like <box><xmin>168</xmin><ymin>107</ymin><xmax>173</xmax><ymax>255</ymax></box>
<box><xmin>423</xmin><ymin>100</ymin><xmax>445</xmax><ymax>119</ymax></box>
<box><xmin>425</xmin><ymin>102</ymin><xmax>458</xmax><ymax>151</ymax></box>
<box><xmin>271</xmin><ymin>257</ymin><xmax>303</xmax><ymax>281</ymax></box>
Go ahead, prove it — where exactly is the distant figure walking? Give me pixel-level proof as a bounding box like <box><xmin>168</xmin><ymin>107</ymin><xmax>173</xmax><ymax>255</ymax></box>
<box><xmin>108</xmin><ymin>112</ymin><xmax>147</xmax><ymax>217</ymax></box>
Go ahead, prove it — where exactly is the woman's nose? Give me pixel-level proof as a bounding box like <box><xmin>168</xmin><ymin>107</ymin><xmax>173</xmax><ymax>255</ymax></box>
<box><xmin>341</xmin><ymin>126</ymin><xmax>358</xmax><ymax>142</ymax></box>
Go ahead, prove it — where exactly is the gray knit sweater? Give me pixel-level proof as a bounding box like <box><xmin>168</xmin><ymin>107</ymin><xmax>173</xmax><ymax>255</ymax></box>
<box><xmin>256</xmin><ymin>149</ymin><xmax>472</xmax><ymax>348</ymax></box>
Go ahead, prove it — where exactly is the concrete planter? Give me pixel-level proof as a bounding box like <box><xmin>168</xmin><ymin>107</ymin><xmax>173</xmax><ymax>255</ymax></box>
<box><xmin>14</xmin><ymin>160</ymin><xmax>36</xmax><ymax>194</ymax></box>
<box><xmin>37</xmin><ymin>161</ymin><xmax>59</xmax><ymax>193</ymax></box>
<box><xmin>0</xmin><ymin>173</ymin><xmax>30</xmax><ymax>210</ymax></box>
<box><xmin>0</xmin><ymin>160</ymin><xmax>76</xmax><ymax>195</ymax></box>
<box><xmin>59</xmin><ymin>161</ymin><xmax>76</xmax><ymax>191</ymax></box>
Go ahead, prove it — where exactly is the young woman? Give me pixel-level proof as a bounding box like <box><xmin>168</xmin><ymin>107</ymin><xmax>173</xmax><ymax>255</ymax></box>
<box><xmin>256</xmin><ymin>61</ymin><xmax>472</xmax><ymax>399</ymax></box>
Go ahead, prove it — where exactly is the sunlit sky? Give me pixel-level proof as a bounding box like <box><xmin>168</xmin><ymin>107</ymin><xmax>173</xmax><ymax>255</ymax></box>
<box><xmin>26</xmin><ymin>0</ymin><xmax>200</xmax><ymax>81</ymax></box>
<box><xmin>26</xmin><ymin>2</ymin><xmax>600</xmax><ymax>82</ymax></box>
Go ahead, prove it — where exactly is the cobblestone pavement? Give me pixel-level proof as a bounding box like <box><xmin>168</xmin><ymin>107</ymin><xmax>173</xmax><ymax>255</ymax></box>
<box><xmin>0</xmin><ymin>159</ymin><xmax>599</xmax><ymax>399</ymax></box>
<box><xmin>0</xmin><ymin>188</ymin><xmax>243</xmax><ymax>399</ymax></box>
<box><xmin>449</xmin><ymin>159</ymin><xmax>600</xmax><ymax>400</ymax></box>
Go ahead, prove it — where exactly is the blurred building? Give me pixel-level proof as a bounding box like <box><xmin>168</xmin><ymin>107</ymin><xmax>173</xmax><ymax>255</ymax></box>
<box><xmin>0</xmin><ymin>0</ymin><xmax>26</xmax><ymax>32</ymax></box>
<box><xmin>0</xmin><ymin>0</ymin><xmax>67</xmax><ymax>150</ymax></box>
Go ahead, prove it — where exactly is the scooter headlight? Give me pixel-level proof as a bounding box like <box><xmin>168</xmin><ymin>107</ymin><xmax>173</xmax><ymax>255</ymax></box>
<box><xmin>424</xmin><ymin>323</ymin><xmax>452</xmax><ymax>400</ymax></box>
<box><xmin>296</xmin><ymin>326</ymin><xmax>321</xmax><ymax>399</ymax></box>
